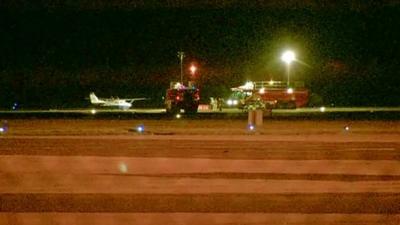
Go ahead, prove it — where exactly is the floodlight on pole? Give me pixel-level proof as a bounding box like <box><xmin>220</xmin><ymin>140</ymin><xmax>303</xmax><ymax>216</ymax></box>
<box><xmin>190</xmin><ymin>64</ymin><xmax>197</xmax><ymax>77</ymax></box>
<box><xmin>281</xmin><ymin>50</ymin><xmax>296</xmax><ymax>86</ymax></box>
<box><xmin>177</xmin><ymin>51</ymin><xmax>185</xmax><ymax>84</ymax></box>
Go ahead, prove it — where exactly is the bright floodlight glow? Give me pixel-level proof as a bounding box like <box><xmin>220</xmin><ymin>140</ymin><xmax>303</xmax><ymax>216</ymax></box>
<box><xmin>227</xmin><ymin>99</ymin><xmax>233</xmax><ymax>105</ymax></box>
<box><xmin>91</xmin><ymin>109</ymin><xmax>96</xmax><ymax>114</ymax></box>
<box><xmin>281</xmin><ymin>50</ymin><xmax>296</xmax><ymax>64</ymax></box>
<box><xmin>269</xmin><ymin>80</ymin><xmax>274</xmax><ymax>85</ymax></box>
<box><xmin>0</xmin><ymin>127</ymin><xmax>4</xmax><ymax>133</ymax></box>
<box><xmin>344</xmin><ymin>126</ymin><xmax>350</xmax><ymax>131</ymax></box>
<box><xmin>176</xmin><ymin>114</ymin><xmax>181</xmax><ymax>119</ymax></box>
<box><xmin>286</xmin><ymin>88</ymin><xmax>293</xmax><ymax>94</ymax></box>
<box><xmin>233</xmin><ymin>100</ymin><xmax>238</xmax><ymax>105</ymax></box>
<box><xmin>259</xmin><ymin>88</ymin><xmax>265</xmax><ymax>94</ymax></box>
<box><xmin>320</xmin><ymin>106</ymin><xmax>326</xmax><ymax>112</ymax></box>
<box><xmin>190</xmin><ymin>65</ymin><xmax>197</xmax><ymax>74</ymax></box>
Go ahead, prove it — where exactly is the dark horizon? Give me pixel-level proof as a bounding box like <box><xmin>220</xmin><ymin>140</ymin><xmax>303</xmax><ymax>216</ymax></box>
<box><xmin>0</xmin><ymin>3</ymin><xmax>399</xmax><ymax>109</ymax></box>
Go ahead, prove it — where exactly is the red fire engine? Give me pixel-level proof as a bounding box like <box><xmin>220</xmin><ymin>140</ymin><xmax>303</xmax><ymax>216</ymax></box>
<box><xmin>165</xmin><ymin>82</ymin><xmax>200</xmax><ymax>114</ymax></box>
<box><xmin>230</xmin><ymin>81</ymin><xmax>309</xmax><ymax>109</ymax></box>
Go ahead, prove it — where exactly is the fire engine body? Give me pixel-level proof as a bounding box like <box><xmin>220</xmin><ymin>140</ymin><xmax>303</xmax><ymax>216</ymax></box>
<box><xmin>165</xmin><ymin>82</ymin><xmax>200</xmax><ymax>114</ymax></box>
<box><xmin>230</xmin><ymin>81</ymin><xmax>309</xmax><ymax>109</ymax></box>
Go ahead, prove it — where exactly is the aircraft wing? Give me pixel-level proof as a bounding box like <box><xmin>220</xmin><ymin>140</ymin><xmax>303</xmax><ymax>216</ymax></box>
<box><xmin>123</xmin><ymin>98</ymin><xmax>148</xmax><ymax>103</ymax></box>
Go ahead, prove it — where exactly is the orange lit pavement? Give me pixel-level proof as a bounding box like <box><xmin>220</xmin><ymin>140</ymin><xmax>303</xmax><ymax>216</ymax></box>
<box><xmin>0</xmin><ymin>119</ymin><xmax>399</xmax><ymax>225</ymax></box>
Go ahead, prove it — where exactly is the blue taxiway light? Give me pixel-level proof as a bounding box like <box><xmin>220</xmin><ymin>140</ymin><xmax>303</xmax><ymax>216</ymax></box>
<box><xmin>136</xmin><ymin>125</ymin><xmax>145</xmax><ymax>133</ymax></box>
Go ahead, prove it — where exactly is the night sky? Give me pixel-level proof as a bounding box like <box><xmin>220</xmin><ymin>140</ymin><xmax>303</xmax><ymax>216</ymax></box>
<box><xmin>0</xmin><ymin>1</ymin><xmax>399</xmax><ymax>108</ymax></box>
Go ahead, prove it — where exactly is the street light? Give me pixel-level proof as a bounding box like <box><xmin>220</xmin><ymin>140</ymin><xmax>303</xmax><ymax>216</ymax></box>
<box><xmin>281</xmin><ymin>50</ymin><xmax>296</xmax><ymax>86</ymax></box>
<box><xmin>177</xmin><ymin>51</ymin><xmax>185</xmax><ymax>84</ymax></box>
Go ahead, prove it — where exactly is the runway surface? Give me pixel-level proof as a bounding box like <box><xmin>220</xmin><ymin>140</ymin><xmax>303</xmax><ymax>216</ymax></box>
<box><xmin>0</xmin><ymin>119</ymin><xmax>399</xmax><ymax>224</ymax></box>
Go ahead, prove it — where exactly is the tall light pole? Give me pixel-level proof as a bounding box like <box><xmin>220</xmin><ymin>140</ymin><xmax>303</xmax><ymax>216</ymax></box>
<box><xmin>177</xmin><ymin>51</ymin><xmax>185</xmax><ymax>84</ymax></box>
<box><xmin>281</xmin><ymin>50</ymin><xmax>296</xmax><ymax>86</ymax></box>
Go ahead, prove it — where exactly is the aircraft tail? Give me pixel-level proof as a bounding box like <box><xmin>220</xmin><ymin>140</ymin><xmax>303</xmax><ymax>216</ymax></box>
<box><xmin>89</xmin><ymin>92</ymin><xmax>100</xmax><ymax>104</ymax></box>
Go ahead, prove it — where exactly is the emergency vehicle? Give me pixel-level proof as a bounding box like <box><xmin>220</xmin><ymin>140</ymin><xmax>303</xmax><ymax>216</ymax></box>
<box><xmin>165</xmin><ymin>82</ymin><xmax>200</xmax><ymax>114</ymax></box>
<box><xmin>228</xmin><ymin>80</ymin><xmax>309</xmax><ymax>109</ymax></box>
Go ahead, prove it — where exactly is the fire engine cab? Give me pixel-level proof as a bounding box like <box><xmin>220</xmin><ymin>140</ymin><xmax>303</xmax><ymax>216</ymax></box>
<box><xmin>229</xmin><ymin>80</ymin><xmax>309</xmax><ymax>110</ymax></box>
<box><xmin>165</xmin><ymin>82</ymin><xmax>200</xmax><ymax>114</ymax></box>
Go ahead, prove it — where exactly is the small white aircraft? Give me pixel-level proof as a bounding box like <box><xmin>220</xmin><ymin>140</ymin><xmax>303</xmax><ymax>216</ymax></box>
<box><xmin>89</xmin><ymin>92</ymin><xmax>147</xmax><ymax>110</ymax></box>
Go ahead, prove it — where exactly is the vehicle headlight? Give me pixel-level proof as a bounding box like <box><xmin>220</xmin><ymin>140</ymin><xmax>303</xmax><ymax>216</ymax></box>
<box><xmin>227</xmin><ymin>99</ymin><xmax>233</xmax><ymax>105</ymax></box>
<box><xmin>233</xmin><ymin>100</ymin><xmax>238</xmax><ymax>105</ymax></box>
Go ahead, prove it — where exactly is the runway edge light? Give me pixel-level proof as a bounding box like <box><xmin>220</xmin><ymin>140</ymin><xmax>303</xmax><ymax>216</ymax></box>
<box><xmin>0</xmin><ymin>120</ymin><xmax>8</xmax><ymax>134</ymax></box>
<box><xmin>247</xmin><ymin>124</ymin><xmax>255</xmax><ymax>131</ymax></box>
<box><xmin>136</xmin><ymin>124</ymin><xmax>145</xmax><ymax>133</ymax></box>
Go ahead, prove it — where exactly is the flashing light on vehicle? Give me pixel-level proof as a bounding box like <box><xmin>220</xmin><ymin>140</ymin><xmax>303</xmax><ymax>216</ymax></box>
<box><xmin>194</xmin><ymin>92</ymin><xmax>200</xmax><ymax>101</ymax></box>
<box><xmin>243</xmin><ymin>81</ymin><xmax>254</xmax><ymax>90</ymax></box>
<box><xmin>287</xmin><ymin>88</ymin><xmax>294</xmax><ymax>94</ymax></box>
<box><xmin>259</xmin><ymin>88</ymin><xmax>265</xmax><ymax>94</ymax></box>
<box><xmin>174</xmin><ymin>82</ymin><xmax>183</xmax><ymax>89</ymax></box>
<box><xmin>136</xmin><ymin>124</ymin><xmax>145</xmax><ymax>133</ymax></box>
<box><xmin>91</xmin><ymin>109</ymin><xmax>96</xmax><ymax>114</ymax></box>
<box><xmin>319</xmin><ymin>106</ymin><xmax>326</xmax><ymax>112</ymax></box>
<box><xmin>176</xmin><ymin>114</ymin><xmax>181</xmax><ymax>119</ymax></box>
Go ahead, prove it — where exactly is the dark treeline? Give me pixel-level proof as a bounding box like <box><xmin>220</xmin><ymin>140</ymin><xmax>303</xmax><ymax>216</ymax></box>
<box><xmin>0</xmin><ymin>6</ymin><xmax>399</xmax><ymax>108</ymax></box>
<box><xmin>1</xmin><ymin>0</ymin><xmax>398</xmax><ymax>10</ymax></box>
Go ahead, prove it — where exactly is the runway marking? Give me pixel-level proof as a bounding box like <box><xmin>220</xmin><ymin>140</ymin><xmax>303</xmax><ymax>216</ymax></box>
<box><xmin>1</xmin><ymin>193</ymin><xmax>400</xmax><ymax>213</ymax></box>
<box><xmin>1</xmin><ymin>156</ymin><xmax>400</xmax><ymax>175</ymax></box>
<box><xmin>2</xmin><ymin>174</ymin><xmax>400</xmax><ymax>194</ymax></box>
<box><xmin>1</xmin><ymin>213</ymin><xmax>400</xmax><ymax>225</ymax></box>
<box><xmin>100</xmin><ymin>173</ymin><xmax>400</xmax><ymax>181</ymax></box>
<box><xmin>346</xmin><ymin>147</ymin><xmax>397</xmax><ymax>151</ymax></box>
<box><xmin>1</xmin><ymin>138</ymin><xmax>399</xmax><ymax>161</ymax></box>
